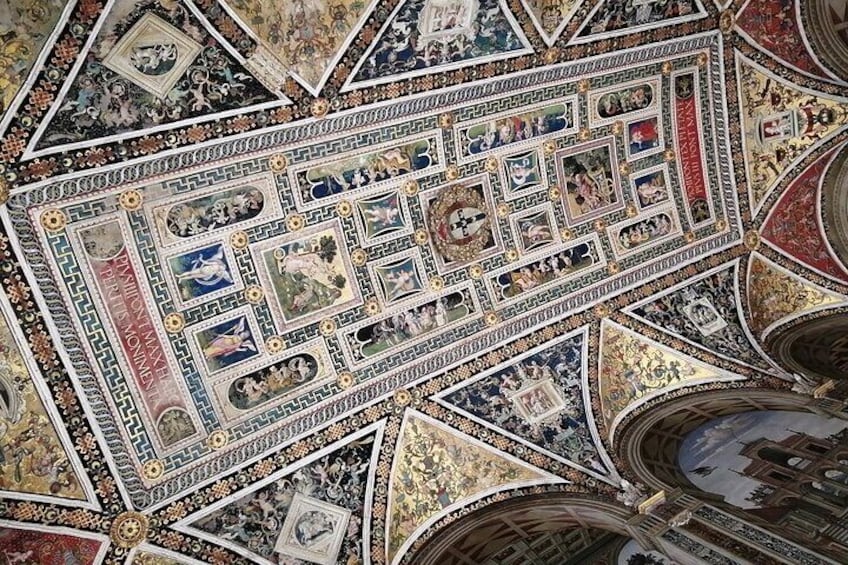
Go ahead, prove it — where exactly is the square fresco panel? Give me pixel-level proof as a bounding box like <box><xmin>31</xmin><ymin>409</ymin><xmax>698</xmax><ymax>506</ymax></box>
<box><xmin>252</xmin><ymin>221</ymin><xmax>362</xmax><ymax>332</ymax></box>
<box><xmin>555</xmin><ymin>137</ymin><xmax>624</xmax><ymax>226</ymax></box>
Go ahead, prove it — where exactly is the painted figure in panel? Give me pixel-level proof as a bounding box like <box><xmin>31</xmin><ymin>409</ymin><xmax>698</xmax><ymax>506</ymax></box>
<box><xmin>559</xmin><ymin>145</ymin><xmax>618</xmax><ymax>221</ymax></box>
<box><xmin>169</xmin><ymin>243</ymin><xmax>235</xmax><ymax>302</ymax></box>
<box><xmin>502</xmin><ymin>150</ymin><xmax>543</xmax><ymax>195</ymax></box>
<box><xmin>616</xmin><ymin>212</ymin><xmax>674</xmax><ymax>251</ymax></box>
<box><xmin>596</xmin><ymin>84</ymin><xmax>654</xmax><ymax>120</ymax></box>
<box><xmin>302</xmin><ymin>139</ymin><xmax>435</xmax><ymax>200</ymax></box>
<box><xmin>349</xmin><ymin>290</ymin><xmax>472</xmax><ymax>361</ymax></box>
<box><xmin>357</xmin><ymin>192</ymin><xmax>407</xmax><ymax>241</ymax></box>
<box><xmin>165</xmin><ymin>186</ymin><xmax>264</xmax><ymax>239</ymax></box>
<box><xmin>494</xmin><ymin>241</ymin><xmax>596</xmax><ymax>300</ymax></box>
<box><xmin>228</xmin><ymin>353</ymin><xmax>319</xmax><ymax>411</ymax></box>
<box><xmin>579</xmin><ymin>0</ymin><xmax>700</xmax><ymax>37</ymax></box>
<box><xmin>516</xmin><ymin>210</ymin><xmax>555</xmax><ymax>252</ymax></box>
<box><xmin>633</xmin><ymin>169</ymin><xmax>669</xmax><ymax>208</ymax></box>
<box><xmin>268</xmin><ymin>236</ymin><xmax>348</xmax><ymax>321</ymax></box>
<box><xmin>196</xmin><ymin>315</ymin><xmax>259</xmax><ymax>374</ymax></box>
<box><xmin>627</xmin><ymin>117</ymin><xmax>661</xmax><ymax>157</ymax></box>
<box><xmin>354</xmin><ymin>0</ymin><xmax>526</xmax><ymax>82</ymax></box>
<box><xmin>463</xmin><ymin>103</ymin><xmax>571</xmax><ymax>157</ymax></box>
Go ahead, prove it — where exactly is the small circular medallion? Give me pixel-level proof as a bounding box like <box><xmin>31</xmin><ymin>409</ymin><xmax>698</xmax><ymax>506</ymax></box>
<box><xmin>403</xmin><ymin>179</ymin><xmax>419</xmax><ymax>197</ymax></box>
<box><xmin>468</xmin><ymin>263</ymin><xmax>484</xmax><ymax>279</ymax></box>
<box><xmin>337</xmin><ymin>372</ymin><xmax>354</xmax><ymax>390</ymax></box>
<box><xmin>351</xmin><ymin>248</ymin><xmax>368</xmax><ymax>267</ymax></box>
<box><xmin>607</xmin><ymin>261</ymin><xmax>621</xmax><ymax>275</ymax></box>
<box><xmin>485</xmin><ymin>157</ymin><xmax>499</xmax><ymax>173</ymax></box>
<box><xmin>364</xmin><ymin>298</ymin><xmax>381</xmax><ymax>316</ymax></box>
<box><xmin>505</xmin><ymin>248</ymin><xmax>519</xmax><ymax>262</ymax></box>
<box><xmin>311</xmin><ymin>98</ymin><xmax>329</xmax><ymax>118</ymax></box>
<box><xmin>496</xmin><ymin>202</ymin><xmax>511</xmax><ymax>218</ymax></box>
<box><xmin>142</xmin><ymin>459</ymin><xmax>164</xmax><ymax>481</ymax></box>
<box><xmin>744</xmin><ymin>229</ymin><xmax>760</xmax><ymax>250</ymax></box>
<box><xmin>393</xmin><ymin>389</ymin><xmax>411</xmax><ymax>407</ymax></box>
<box><xmin>439</xmin><ymin>112</ymin><xmax>455</xmax><ymax>129</ymax></box>
<box><xmin>40</xmin><ymin>209</ymin><xmax>67</xmax><ymax>233</ymax></box>
<box><xmin>319</xmin><ymin>318</ymin><xmax>337</xmax><ymax>336</ymax></box>
<box><xmin>207</xmin><ymin>430</ymin><xmax>229</xmax><ymax>450</ymax></box>
<box><xmin>626</xmin><ymin>205</ymin><xmax>638</xmax><ymax>218</ymax></box>
<box><xmin>661</xmin><ymin>61</ymin><xmax>673</xmax><ymax>75</ymax></box>
<box><xmin>337</xmin><ymin>200</ymin><xmax>353</xmax><ymax>218</ymax></box>
<box><xmin>548</xmin><ymin>185</ymin><xmax>562</xmax><ymax>200</ymax></box>
<box><xmin>619</xmin><ymin>162</ymin><xmax>631</xmax><ymax>175</ymax></box>
<box><xmin>244</xmin><ymin>285</ymin><xmax>264</xmax><ymax>304</ymax></box>
<box><xmin>414</xmin><ymin>228</ymin><xmax>429</xmax><ymax>245</ymax></box>
<box><xmin>578</xmin><ymin>128</ymin><xmax>591</xmax><ymax>141</ymax></box>
<box><xmin>118</xmin><ymin>189</ymin><xmax>143</xmax><ymax>212</ymax></box>
<box><xmin>429</xmin><ymin>276</ymin><xmax>444</xmax><ymax>291</ymax></box>
<box><xmin>230</xmin><ymin>230</ymin><xmax>249</xmax><ymax>250</ymax></box>
<box><xmin>110</xmin><ymin>511</ymin><xmax>148</xmax><ymax>548</ymax></box>
<box><xmin>445</xmin><ymin>165</ymin><xmax>461</xmax><ymax>181</ymax></box>
<box><xmin>163</xmin><ymin>313</ymin><xmax>185</xmax><ymax>334</ymax></box>
<box><xmin>577</xmin><ymin>79</ymin><xmax>590</xmax><ymax>94</ymax></box>
<box><xmin>269</xmin><ymin>153</ymin><xmax>288</xmax><ymax>173</ymax></box>
<box><xmin>484</xmin><ymin>311</ymin><xmax>500</xmax><ymax>326</ymax></box>
<box><xmin>266</xmin><ymin>335</ymin><xmax>286</xmax><ymax>354</ymax></box>
<box><xmin>287</xmin><ymin>214</ymin><xmax>305</xmax><ymax>231</ymax></box>
<box><xmin>664</xmin><ymin>149</ymin><xmax>676</xmax><ymax>162</ymax></box>
<box><xmin>542</xmin><ymin>140</ymin><xmax>557</xmax><ymax>155</ymax></box>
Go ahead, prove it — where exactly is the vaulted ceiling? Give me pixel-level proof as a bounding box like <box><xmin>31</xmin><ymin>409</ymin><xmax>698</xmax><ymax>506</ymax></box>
<box><xmin>0</xmin><ymin>0</ymin><xmax>847</xmax><ymax>563</ymax></box>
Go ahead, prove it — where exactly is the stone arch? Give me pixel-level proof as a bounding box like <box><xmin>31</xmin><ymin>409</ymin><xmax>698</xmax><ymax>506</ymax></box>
<box><xmin>769</xmin><ymin>312</ymin><xmax>848</xmax><ymax>381</ymax></box>
<box><xmin>821</xmin><ymin>143</ymin><xmax>848</xmax><ymax>269</ymax></box>
<box><xmin>802</xmin><ymin>0</ymin><xmax>848</xmax><ymax>81</ymax></box>
<box><xmin>405</xmin><ymin>492</ymin><xmax>635</xmax><ymax>565</ymax></box>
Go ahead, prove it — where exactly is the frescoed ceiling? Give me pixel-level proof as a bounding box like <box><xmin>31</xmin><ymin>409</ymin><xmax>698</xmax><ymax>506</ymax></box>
<box><xmin>1</xmin><ymin>0</ymin><xmax>848</xmax><ymax>563</ymax></box>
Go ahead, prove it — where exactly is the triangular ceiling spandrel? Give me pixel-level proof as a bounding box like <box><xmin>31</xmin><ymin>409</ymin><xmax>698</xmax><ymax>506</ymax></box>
<box><xmin>0</xmin><ymin>523</ymin><xmax>108</xmax><ymax>562</ymax></box>
<box><xmin>0</xmin><ymin>289</ymin><xmax>94</xmax><ymax>506</ymax></box>
<box><xmin>597</xmin><ymin>320</ymin><xmax>744</xmax><ymax>441</ymax></box>
<box><xmin>736</xmin><ymin>0</ymin><xmax>839</xmax><ymax>83</ymax></box>
<box><xmin>569</xmin><ymin>0</ymin><xmax>707</xmax><ymax>45</ymax></box>
<box><xmin>387</xmin><ymin>411</ymin><xmax>555</xmax><ymax>563</ymax></box>
<box><xmin>28</xmin><ymin>0</ymin><xmax>280</xmax><ymax>156</ymax></box>
<box><xmin>747</xmin><ymin>252</ymin><xmax>846</xmax><ymax>336</ymax></box>
<box><xmin>436</xmin><ymin>326</ymin><xmax>612</xmax><ymax>478</ymax></box>
<box><xmin>626</xmin><ymin>261</ymin><xmax>776</xmax><ymax>372</ymax></box>
<box><xmin>183</xmin><ymin>423</ymin><xmax>383</xmax><ymax>565</ymax></box>
<box><xmin>344</xmin><ymin>0</ymin><xmax>533</xmax><ymax>91</ymax></box>
<box><xmin>217</xmin><ymin>0</ymin><xmax>376</xmax><ymax>95</ymax></box>
<box><xmin>761</xmin><ymin>145</ymin><xmax>848</xmax><ymax>283</ymax></box>
<box><xmin>0</xmin><ymin>0</ymin><xmax>70</xmax><ymax>125</ymax></box>
<box><xmin>737</xmin><ymin>53</ymin><xmax>848</xmax><ymax>216</ymax></box>
<box><xmin>518</xmin><ymin>0</ymin><xmax>583</xmax><ymax>46</ymax></box>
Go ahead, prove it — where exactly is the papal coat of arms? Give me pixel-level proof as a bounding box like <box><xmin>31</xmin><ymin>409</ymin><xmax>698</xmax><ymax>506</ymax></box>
<box><xmin>429</xmin><ymin>184</ymin><xmax>491</xmax><ymax>262</ymax></box>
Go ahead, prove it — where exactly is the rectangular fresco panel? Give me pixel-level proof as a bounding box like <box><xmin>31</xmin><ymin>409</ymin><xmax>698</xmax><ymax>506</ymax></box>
<box><xmin>148</xmin><ymin>174</ymin><xmax>281</xmax><ymax>248</ymax></box>
<box><xmin>75</xmin><ymin>219</ymin><xmax>199</xmax><ymax>450</ymax></box>
<box><xmin>487</xmin><ymin>235</ymin><xmax>604</xmax><ymax>304</ymax></box>
<box><xmin>555</xmin><ymin>137</ymin><xmax>624</xmax><ymax>226</ymax></box>
<box><xmin>673</xmin><ymin>70</ymin><xmax>713</xmax><ymax>225</ymax></box>
<box><xmin>341</xmin><ymin>286</ymin><xmax>478</xmax><ymax>367</ymax></box>
<box><xmin>588</xmin><ymin>78</ymin><xmax>660</xmax><ymax>127</ymax></box>
<box><xmin>211</xmin><ymin>340</ymin><xmax>332</xmax><ymax>422</ymax></box>
<box><xmin>165</xmin><ymin>242</ymin><xmax>242</xmax><ymax>308</ymax></box>
<box><xmin>191</xmin><ymin>311</ymin><xmax>262</xmax><ymax>378</ymax></box>
<box><xmin>606</xmin><ymin>206</ymin><xmax>682</xmax><ymax>258</ymax></box>
<box><xmin>630</xmin><ymin>164</ymin><xmax>671</xmax><ymax>209</ymax></box>
<box><xmin>290</xmin><ymin>132</ymin><xmax>443</xmax><ymax>209</ymax></box>
<box><xmin>455</xmin><ymin>98</ymin><xmax>577</xmax><ymax>162</ymax></box>
<box><xmin>499</xmin><ymin>147</ymin><xmax>548</xmax><ymax>200</ymax></box>
<box><xmin>251</xmin><ymin>221</ymin><xmax>362</xmax><ymax>332</ymax></box>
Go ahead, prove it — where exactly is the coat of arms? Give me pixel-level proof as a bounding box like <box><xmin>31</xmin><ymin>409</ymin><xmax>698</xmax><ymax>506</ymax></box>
<box><xmin>429</xmin><ymin>183</ymin><xmax>491</xmax><ymax>262</ymax></box>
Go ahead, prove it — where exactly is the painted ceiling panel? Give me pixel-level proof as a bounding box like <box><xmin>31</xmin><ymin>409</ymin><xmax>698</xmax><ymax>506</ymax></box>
<box><xmin>0</xmin><ymin>0</ymin><xmax>846</xmax><ymax>563</ymax></box>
